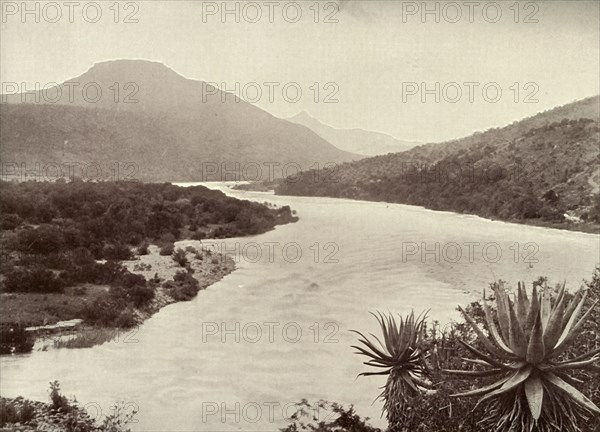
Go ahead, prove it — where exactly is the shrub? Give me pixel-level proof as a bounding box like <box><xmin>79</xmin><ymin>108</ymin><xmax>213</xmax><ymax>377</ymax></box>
<box><xmin>16</xmin><ymin>225</ymin><xmax>64</xmax><ymax>254</ymax></box>
<box><xmin>137</xmin><ymin>241</ymin><xmax>150</xmax><ymax>255</ymax></box>
<box><xmin>49</xmin><ymin>381</ymin><xmax>72</xmax><ymax>413</ymax></box>
<box><xmin>82</xmin><ymin>297</ymin><xmax>125</xmax><ymax>326</ymax></box>
<box><xmin>0</xmin><ymin>213</ymin><xmax>22</xmax><ymax>230</ymax></box>
<box><xmin>282</xmin><ymin>400</ymin><xmax>381</xmax><ymax>432</ymax></box>
<box><xmin>191</xmin><ymin>231</ymin><xmax>205</xmax><ymax>241</ymax></box>
<box><xmin>4</xmin><ymin>266</ymin><xmax>65</xmax><ymax>293</ymax></box>
<box><xmin>128</xmin><ymin>284</ymin><xmax>155</xmax><ymax>307</ymax></box>
<box><xmin>102</xmin><ymin>243</ymin><xmax>133</xmax><ymax>260</ymax></box>
<box><xmin>0</xmin><ymin>398</ymin><xmax>35</xmax><ymax>426</ymax></box>
<box><xmin>0</xmin><ymin>325</ymin><xmax>34</xmax><ymax>354</ymax></box>
<box><xmin>73</xmin><ymin>286</ymin><xmax>87</xmax><ymax>295</ymax></box>
<box><xmin>172</xmin><ymin>248</ymin><xmax>188</xmax><ymax>267</ymax></box>
<box><xmin>159</xmin><ymin>242</ymin><xmax>174</xmax><ymax>256</ymax></box>
<box><xmin>115</xmin><ymin>309</ymin><xmax>137</xmax><ymax>328</ymax></box>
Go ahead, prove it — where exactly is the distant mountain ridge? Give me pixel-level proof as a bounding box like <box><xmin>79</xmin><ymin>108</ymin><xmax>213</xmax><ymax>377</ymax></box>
<box><xmin>277</xmin><ymin>96</ymin><xmax>600</xmax><ymax>229</ymax></box>
<box><xmin>1</xmin><ymin>60</ymin><xmax>360</xmax><ymax>182</ymax></box>
<box><xmin>287</xmin><ymin>111</ymin><xmax>420</xmax><ymax>156</ymax></box>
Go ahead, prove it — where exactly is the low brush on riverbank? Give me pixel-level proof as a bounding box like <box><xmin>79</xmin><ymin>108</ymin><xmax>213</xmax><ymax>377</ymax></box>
<box><xmin>0</xmin><ymin>381</ymin><xmax>136</xmax><ymax>432</ymax></box>
<box><xmin>2</xmin><ymin>244</ymin><xmax>234</xmax><ymax>352</ymax></box>
<box><xmin>0</xmin><ymin>181</ymin><xmax>297</xmax><ymax>354</ymax></box>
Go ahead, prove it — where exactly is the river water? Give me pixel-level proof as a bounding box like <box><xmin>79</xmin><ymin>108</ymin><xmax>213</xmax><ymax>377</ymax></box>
<box><xmin>1</xmin><ymin>182</ymin><xmax>598</xmax><ymax>431</ymax></box>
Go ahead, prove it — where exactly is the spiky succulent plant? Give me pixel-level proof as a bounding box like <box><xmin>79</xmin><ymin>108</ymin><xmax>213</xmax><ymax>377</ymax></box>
<box><xmin>446</xmin><ymin>281</ymin><xmax>600</xmax><ymax>432</ymax></box>
<box><xmin>352</xmin><ymin>311</ymin><xmax>432</xmax><ymax>428</ymax></box>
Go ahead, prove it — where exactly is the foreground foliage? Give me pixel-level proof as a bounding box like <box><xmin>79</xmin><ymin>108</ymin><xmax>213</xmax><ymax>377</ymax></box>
<box><xmin>347</xmin><ymin>270</ymin><xmax>600</xmax><ymax>431</ymax></box>
<box><xmin>446</xmin><ymin>281</ymin><xmax>599</xmax><ymax>432</ymax></box>
<box><xmin>352</xmin><ymin>312</ymin><xmax>431</xmax><ymax>429</ymax></box>
<box><xmin>0</xmin><ymin>381</ymin><xmax>135</xmax><ymax>431</ymax></box>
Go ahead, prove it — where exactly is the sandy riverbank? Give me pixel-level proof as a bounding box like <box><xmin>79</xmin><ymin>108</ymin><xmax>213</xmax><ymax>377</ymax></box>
<box><xmin>29</xmin><ymin>243</ymin><xmax>235</xmax><ymax>351</ymax></box>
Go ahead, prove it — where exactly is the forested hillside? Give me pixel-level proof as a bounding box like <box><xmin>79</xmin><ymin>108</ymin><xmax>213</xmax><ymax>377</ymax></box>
<box><xmin>277</xmin><ymin>96</ymin><xmax>600</xmax><ymax>229</ymax></box>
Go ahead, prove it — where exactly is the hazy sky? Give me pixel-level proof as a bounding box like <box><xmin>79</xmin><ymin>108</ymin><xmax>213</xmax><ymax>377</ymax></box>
<box><xmin>1</xmin><ymin>0</ymin><xmax>599</xmax><ymax>142</ymax></box>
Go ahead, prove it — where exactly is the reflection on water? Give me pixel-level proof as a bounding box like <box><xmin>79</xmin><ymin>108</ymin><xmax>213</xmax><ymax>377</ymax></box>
<box><xmin>1</xmin><ymin>182</ymin><xmax>598</xmax><ymax>431</ymax></box>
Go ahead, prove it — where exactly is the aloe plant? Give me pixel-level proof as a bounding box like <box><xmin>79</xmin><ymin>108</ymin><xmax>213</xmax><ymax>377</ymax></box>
<box><xmin>446</xmin><ymin>281</ymin><xmax>600</xmax><ymax>432</ymax></box>
<box><xmin>352</xmin><ymin>311</ymin><xmax>431</xmax><ymax>429</ymax></box>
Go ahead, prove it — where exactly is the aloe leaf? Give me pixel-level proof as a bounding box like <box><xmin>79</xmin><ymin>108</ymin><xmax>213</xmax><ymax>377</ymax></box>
<box><xmin>516</xmin><ymin>284</ymin><xmax>528</xmax><ymax>327</ymax></box>
<box><xmin>524</xmin><ymin>376</ymin><xmax>544</xmax><ymax>420</ymax></box>
<box><xmin>550</xmin><ymin>300</ymin><xmax>599</xmax><ymax>358</ymax></box>
<box><xmin>479</xmin><ymin>366</ymin><xmax>533</xmax><ymax>404</ymax></box>
<box><xmin>458</xmin><ymin>306</ymin><xmax>512</xmax><ymax>360</ymax></box>
<box><xmin>553</xmin><ymin>346</ymin><xmax>600</xmax><ymax>364</ymax></box>
<box><xmin>352</xmin><ymin>345</ymin><xmax>394</xmax><ymax>363</ymax></box>
<box><xmin>492</xmin><ymin>283</ymin><xmax>511</xmax><ymax>342</ymax></box>
<box><xmin>542</xmin><ymin>294</ymin><xmax>567</xmax><ymax>352</ymax></box>
<box><xmin>540</xmin><ymin>289</ymin><xmax>552</xmax><ymax>331</ymax></box>
<box><xmin>562</xmin><ymin>290</ymin><xmax>582</xmax><ymax>327</ymax></box>
<box><xmin>442</xmin><ymin>368</ymin><xmax>504</xmax><ymax>377</ymax></box>
<box><xmin>450</xmin><ymin>374</ymin><xmax>511</xmax><ymax>398</ymax></box>
<box><xmin>482</xmin><ymin>293</ymin><xmax>515</xmax><ymax>355</ymax></box>
<box><xmin>526</xmin><ymin>314</ymin><xmax>545</xmax><ymax>364</ymax></box>
<box><xmin>507</xmin><ymin>299</ymin><xmax>528</xmax><ymax>357</ymax></box>
<box><xmin>554</xmin><ymin>281</ymin><xmax>566</xmax><ymax>308</ymax></box>
<box><xmin>458</xmin><ymin>340</ymin><xmax>512</xmax><ymax>369</ymax></box>
<box><xmin>545</xmin><ymin>373</ymin><xmax>600</xmax><ymax>414</ymax></box>
<box><xmin>525</xmin><ymin>285</ymin><xmax>540</xmax><ymax>335</ymax></box>
<box><xmin>542</xmin><ymin>357</ymin><xmax>599</xmax><ymax>372</ymax></box>
<box><xmin>552</xmin><ymin>295</ymin><xmax>591</xmax><ymax>353</ymax></box>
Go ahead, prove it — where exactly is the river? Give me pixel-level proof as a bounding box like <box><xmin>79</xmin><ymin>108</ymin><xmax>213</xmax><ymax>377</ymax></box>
<box><xmin>1</xmin><ymin>182</ymin><xmax>599</xmax><ymax>431</ymax></box>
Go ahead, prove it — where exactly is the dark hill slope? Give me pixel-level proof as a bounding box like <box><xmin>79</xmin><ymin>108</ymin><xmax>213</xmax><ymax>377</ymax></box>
<box><xmin>276</xmin><ymin>96</ymin><xmax>600</xmax><ymax>229</ymax></box>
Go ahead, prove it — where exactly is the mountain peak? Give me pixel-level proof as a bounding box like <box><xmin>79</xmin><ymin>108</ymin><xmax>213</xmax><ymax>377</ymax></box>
<box><xmin>81</xmin><ymin>59</ymin><xmax>187</xmax><ymax>83</ymax></box>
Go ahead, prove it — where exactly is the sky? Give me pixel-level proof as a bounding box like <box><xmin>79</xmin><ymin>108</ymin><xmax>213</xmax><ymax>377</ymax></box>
<box><xmin>1</xmin><ymin>0</ymin><xmax>599</xmax><ymax>142</ymax></box>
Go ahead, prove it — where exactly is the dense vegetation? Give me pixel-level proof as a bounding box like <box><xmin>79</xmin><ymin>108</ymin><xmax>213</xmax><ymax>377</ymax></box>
<box><xmin>283</xmin><ymin>268</ymin><xmax>600</xmax><ymax>432</ymax></box>
<box><xmin>277</xmin><ymin>97</ymin><xmax>600</xmax><ymax>230</ymax></box>
<box><xmin>0</xmin><ymin>381</ymin><xmax>135</xmax><ymax>431</ymax></box>
<box><xmin>0</xmin><ymin>181</ymin><xmax>297</xmax><ymax>352</ymax></box>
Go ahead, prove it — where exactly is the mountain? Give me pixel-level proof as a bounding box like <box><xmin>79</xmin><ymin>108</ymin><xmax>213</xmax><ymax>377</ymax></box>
<box><xmin>287</xmin><ymin>111</ymin><xmax>420</xmax><ymax>156</ymax></box>
<box><xmin>277</xmin><ymin>96</ymin><xmax>600</xmax><ymax>229</ymax></box>
<box><xmin>1</xmin><ymin>60</ymin><xmax>360</xmax><ymax>182</ymax></box>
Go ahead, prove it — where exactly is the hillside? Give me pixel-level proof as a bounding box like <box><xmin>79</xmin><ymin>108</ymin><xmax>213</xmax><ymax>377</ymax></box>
<box><xmin>0</xmin><ymin>60</ymin><xmax>359</xmax><ymax>182</ymax></box>
<box><xmin>287</xmin><ymin>111</ymin><xmax>420</xmax><ymax>156</ymax></box>
<box><xmin>277</xmin><ymin>96</ymin><xmax>600</xmax><ymax>229</ymax></box>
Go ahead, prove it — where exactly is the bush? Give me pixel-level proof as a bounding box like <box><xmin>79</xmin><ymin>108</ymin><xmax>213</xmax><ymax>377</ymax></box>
<box><xmin>172</xmin><ymin>248</ymin><xmax>188</xmax><ymax>267</ymax></box>
<box><xmin>49</xmin><ymin>381</ymin><xmax>72</xmax><ymax>413</ymax></box>
<box><xmin>0</xmin><ymin>325</ymin><xmax>34</xmax><ymax>354</ymax></box>
<box><xmin>168</xmin><ymin>271</ymin><xmax>200</xmax><ymax>301</ymax></box>
<box><xmin>4</xmin><ymin>266</ymin><xmax>65</xmax><ymax>293</ymax></box>
<box><xmin>0</xmin><ymin>398</ymin><xmax>35</xmax><ymax>426</ymax></box>
<box><xmin>15</xmin><ymin>225</ymin><xmax>64</xmax><ymax>254</ymax></box>
<box><xmin>110</xmin><ymin>279</ymin><xmax>155</xmax><ymax>308</ymax></box>
<box><xmin>159</xmin><ymin>242</ymin><xmax>174</xmax><ymax>256</ymax></box>
<box><xmin>102</xmin><ymin>243</ymin><xmax>133</xmax><ymax>260</ymax></box>
<box><xmin>128</xmin><ymin>284</ymin><xmax>155</xmax><ymax>307</ymax></box>
<box><xmin>191</xmin><ymin>231</ymin><xmax>205</xmax><ymax>241</ymax></box>
<box><xmin>0</xmin><ymin>213</ymin><xmax>22</xmax><ymax>230</ymax></box>
<box><xmin>82</xmin><ymin>297</ymin><xmax>125</xmax><ymax>326</ymax></box>
<box><xmin>137</xmin><ymin>241</ymin><xmax>150</xmax><ymax>255</ymax></box>
<box><xmin>114</xmin><ymin>308</ymin><xmax>137</xmax><ymax>328</ymax></box>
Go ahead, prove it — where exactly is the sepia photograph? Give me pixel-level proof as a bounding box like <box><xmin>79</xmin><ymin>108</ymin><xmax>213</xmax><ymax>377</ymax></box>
<box><xmin>0</xmin><ymin>1</ymin><xmax>599</xmax><ymax>431</ymax></box>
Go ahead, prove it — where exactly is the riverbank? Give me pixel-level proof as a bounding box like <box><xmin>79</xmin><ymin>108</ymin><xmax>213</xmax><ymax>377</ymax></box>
<box><xmin>1</xmin><ymin>244</ymin><xmax>235</xmax><ymax>352</ymax></box>
<box><xmin>263</xmin><ymin>185</ymin><xmax>600</xmax><ymax>234</ymax></box>
<box><xmin>0</xmin><ymin>382</ymin><xmax>136</xmax><ymax>432</ymax></box>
